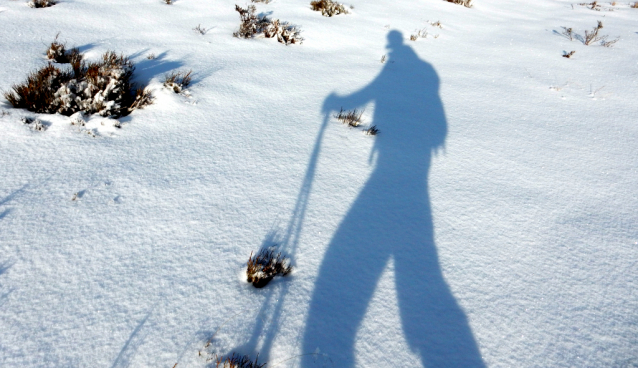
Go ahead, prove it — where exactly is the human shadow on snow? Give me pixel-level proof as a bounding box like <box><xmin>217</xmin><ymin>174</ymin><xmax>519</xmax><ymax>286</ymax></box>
<box><xmin>239</xmin><ymin>30</ymin><xmax>484</xmax><ymax>368</ymax></box>
<box><xmin>297</xmin><ymin>30</ymin><xmax>485</xmax><ymax>367</ymax></box>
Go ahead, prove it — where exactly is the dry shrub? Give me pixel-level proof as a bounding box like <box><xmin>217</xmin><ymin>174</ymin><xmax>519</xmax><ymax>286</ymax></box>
<box><xmin>163</xmin><ymin>70</ymin><xmax>192</xmax><ymax>93</ymax></box>
<box><xmin>233</xmin><ymin>5</ymin><xmax>303</xmax><ymax>45</ymax></box>
<box><xmin>4</xmin><ymin>51</ymin><xmax>152</xmax><ymax>118</ymax></box>
<box><xmin>310</xmin><ymin>0</ymin><xmax>349</xmax><ymax>17</ymax></box>
<box><xmin>246</xmin><ymin>248</ymin><xmax>292</xmax><ymax>288</ymax></box>
<box><xmin>28</xmin><ymin>0</ymin><xmax>56</xmax><ymax>8</ymax></box>
<box><xmin>632</xmin><ymin>2</ymin><xmax>638</xmax><ymax>8</ymax></box>
<box><xmin>445</xmin><ymin>0</ymin><xmax>472</xmax><ymax>8</ymax></box>
<box><xmin>335</xmin><ymin>107</ymin><xmax>363</xmax><ymax>127</ymax></box>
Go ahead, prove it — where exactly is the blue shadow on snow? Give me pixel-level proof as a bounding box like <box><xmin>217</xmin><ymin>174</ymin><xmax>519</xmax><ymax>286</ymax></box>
<box><xmin>298</xmin><ymin>30</ymin><xmax>485</xmax><ymax>367</ymax></box>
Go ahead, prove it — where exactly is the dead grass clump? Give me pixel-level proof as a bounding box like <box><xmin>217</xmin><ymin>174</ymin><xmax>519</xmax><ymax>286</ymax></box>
<box><xmin>233</xmin><ymin>5</ymin><xmax>303</xmax><ymax>45</ymax></box>
<box><xmin>246</xmin><ymin>248</ymin><xmax>292</xmax><ymax>288</ymax></box>
<box><xmin>193</xmin><ymin>24</ymin><xmax>207</xmax><ymax>35</ymax></box>
<box><xmin>46</xmin><ymin>34</ymin><xmax>82</xmax><ymax>64</ymax></box>
<box><xmin>365</xmin><ymin>125</ymin><xmax>379</xmax><ymax>135</ymax></box>
<box><xmin>215</xmin><ymin>353</ymin><xmax>265</xmax><ymax>368</ymax></box>
<box><xmin>4</xmin><ymin>51</ymin><xmax>152</xmax><ymax>118</ymax></box>
<box><xmin>445</xmin><ymin>0</ymin><xmax>472</xmax><ymax>8</ymax></box>
<box><xmin>584</xmin><ymin>20</ymin><xmax>608</xmax><ymax>45</ymax></box>
<box><xmin>28</xmin><ymin>0</ymin><xmax>56</xmax><ymax>8</ymax></box>
<box><xmin>632</xmin><ymin>2</ymin><xmax>638</xmax><ymax>8</ymax></box>
<box><xmin>335</xmin><ymin>107</ymin><xmax>363</xmax><ymax>127</ymax></box>
<box><xmin>579</xmin><ymin>1</ymin><xmax>601</xmax><ymax>10</ymax></box>
<box><xmin>410</xmin><ymin>28</ymin><xmax>428</xmax><ymax>41</ymax></box>
<box><xmin>310</xmin><ymin>0</ymin><xmax>349</xmax><ymax>17</ymax></box>
<box><xmin>163</xmin><ymin>70</ymin><xmax>192</xmax><ymax>93</ymax></box>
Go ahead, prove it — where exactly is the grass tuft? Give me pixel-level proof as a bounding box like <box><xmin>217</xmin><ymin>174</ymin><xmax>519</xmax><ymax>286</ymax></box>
<box><xmin>365</xmin><ymin>125</ymin><xmax>379</xmax><ymax>135</ymax></box>
<box><xmin>163</xmin><ymin>70</ymin><xmax>192</xmax><ymax>93</ymax></box>
<box><xmin>444</xmin><ymin>0</ymin><xmax>472</xmax><ymax>8</ymax></box>
<box><xmin>215</xmin><ymin>353</ymin><xmax>266</xmax><ymax>368</ymax></box>
<box><xmin>46</xmin><ymin>34</ymin><xmax>83</xmax><ymax>64</ymax></box>
<box><xmin>233</xmin><ymin>4</ymin><xmax>303</xmax><ymax>45</ymax></box>
<box><xmin>247</xmin><ymin>248</ymin><xmax>292</xmax><ymax>288</ymax></box>
<box><xmin>335</xmin><ymin>107</ymin><xmax>363</xmax><ymax>127</ymax></box>
<box><xmin>310</xmin><ymin>0</ymin><xmax>349</xmax><ymax>17</ymax></box>
<box><xmin>28</xmin><ymin>0</ymin><xmax>56</xmax><ymax>8</ymax></box>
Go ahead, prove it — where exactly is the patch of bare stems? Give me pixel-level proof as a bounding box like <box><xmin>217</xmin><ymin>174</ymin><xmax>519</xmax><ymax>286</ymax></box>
<box><xmin>310</xmin><ymin>0</ymin><xmax>349</xmax><ymax>17</ymax></box>
<box><xmin>28</xmin><ymin>0</ymin><xmax>56</xmax><ymax>8</ymax></box>
<box><xmin>214</xmin><ymin>353</ymin><xmax>265</xmax><ymax>368</ymax></box>
<box><xmin>193</xmin><ymin>24</ymin><xmax>207</xmax><ymax>35</ymax></box>
<box><xmin>410</xmin><ymin>29</ymin><xmax>428</xmax><ymax>41</ymax></box>
<box><xmin>445</xmin><ymin>0</ymin><xmax>472</xmax><ymax>8</ymax></box>
<box><xmin>365</xmin><ymin>125</ymin><xmax>379</xmax><ymax>135</ymax></box>
<box><xmin>579</xmin><ymin>1</ymin><xmax>601</xmax><ymax>10</ymax></box>
<box><xmin>4</xmin><ymin>46</ymin><xmax>152</xmax><ymax>118</ymax></box>
<box><xmin>246</xmin><ymin>248</ymin><xmax>292</xmax><ymax>288</ymax></box>
<box><xmin>335</xmin><ymin>107</ymin><xmax>363</xmax><ymax>127</ymax></box>
<box><xmin>233</xmin><ymin>5</ymin><xmax>303</xmax><ymax>45</ymax></box>
<box><xmin>163</xmin><ymin>70</ymin><xmax>192</xmax><ymax>93</ymax></box>
<box><xmin>561</xmin><ymin>21</ymin><xmax>618</xmax><ymax>47</ymax></box>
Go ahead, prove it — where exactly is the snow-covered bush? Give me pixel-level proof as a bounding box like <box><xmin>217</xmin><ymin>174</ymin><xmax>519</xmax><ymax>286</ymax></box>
<box><xmin>233</xmin><ymin>5</ymin><xmax>303</xmax><ymax>45</ymax></box>
<box><xmin>445</xmin><ymin>0</ymin><xmax>472</xmax><ymax>8</ymax></box>
<box><xmin>163</xmin><ymin>70</ymin><xmax>192</xmax><ymax>93</ymax></box>
<box><xmin>246</xmin><ymin>248</ymin><xmax>292</xmax><ymax>288</ymax></box>
<box><xmin>28</xmin><ymin>0</ymin><xmax>56</xmax><ymax>8</ymax></box>
<box><xmin>4</xmin><ymin>51</ymin><xmax>152</xmax><ymax>118</ymax></box>
<box><xmin>310</xmin><ymin>0</ymin><xmax>349</xmax><ymax>17</ymax></box>
<box><xmin>21</xmin><ymin>116</ymin><xmax>47</xmax><ymax>131</ymax></box>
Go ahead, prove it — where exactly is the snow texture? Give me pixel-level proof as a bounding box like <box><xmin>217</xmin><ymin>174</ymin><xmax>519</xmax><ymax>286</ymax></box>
<box><xmin>1</xmin><ymin>0</ymin><xmax>637</xmax><ymax>367</ymax></box>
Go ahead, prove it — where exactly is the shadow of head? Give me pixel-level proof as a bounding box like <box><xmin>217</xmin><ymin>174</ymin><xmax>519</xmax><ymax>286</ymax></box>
<box><xmin>386</xmin><ymin>30</ymin><xmax>404</xmax><ymax>50</ymax></box>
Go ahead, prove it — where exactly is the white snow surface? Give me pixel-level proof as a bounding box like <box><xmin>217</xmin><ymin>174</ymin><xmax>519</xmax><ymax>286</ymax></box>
<box><xmin>1</xmin><ymin>0</ymin><xmax>637</xmax><ymax>367</ymax></box>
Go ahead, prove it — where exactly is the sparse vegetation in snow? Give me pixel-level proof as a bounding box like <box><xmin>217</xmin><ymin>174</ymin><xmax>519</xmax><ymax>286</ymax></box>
<box><xmin>310</xmin><ymin>0</ymin><xmax>349</xmax><ymax>17</ymax></box>
<box><xmin>28</xmin><ymin>0</ymin><xmax>56</xmax><ymax>8</ymax></box>
<box><xmin>246</xmin><ymin>248</ymin><xmax>292</xmax><ymax>288</ymax></box>
<box><xmin>233</xmin><ymin>4</ymin><xmax>303</xmax><ymax>45</ymax></box>
<box><xmin>214</xmin><ymin>353</ymin><xmax>266</xmax><ymax>368</ymax></box>
<box><xmin>46</xmin><ymin>34</ymin><xmax>82</xmax><ymax>64</ymax></box>
<box><xmin>335</xmin><ymin>107</ymin><xmax>363</xmax><ymax>127</ymax></box>
<box><xmin>445</xmin><ymin>0</ymin><xmax>472</xmax><ymax>8</ymax></box>
<box><xmin>4</xmin><ymin>51</ymin><xmax>152</xmax><ymax>118</ymax></box>
<box><xmin>163</xmin><ymin>70</ymin><xmax>192</xmax><ymax>93</ymax></box>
